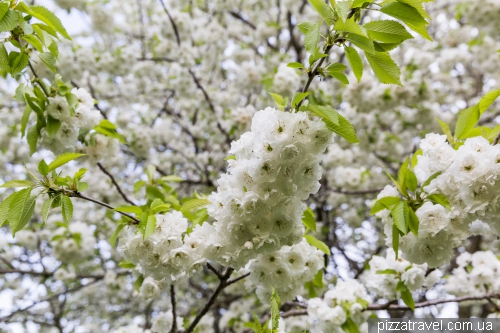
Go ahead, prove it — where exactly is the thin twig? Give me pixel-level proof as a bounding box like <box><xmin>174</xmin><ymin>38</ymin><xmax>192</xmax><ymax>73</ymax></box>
<box><xmin>170</xmin><ymin>285</ymin><xmax>177</xmax><ymax>333</ymax></box>
<box><xmin>159</xmin><ymin>0</ymin><xmax>181</xmax><ymax>46</ymax></box>
<box><xmin>97</xmin><ymin>162</ymin><xmax>137</xmax><ymax>206</ymax></box>
<box><xmin>206</xmin><ymin>263</ymin><xmax>223</xmax><ymax>279</ymax></box>
<box><xmin>70</xmin><ymin>192</ymin><xmax>140</xmax><ymax>224</ymax></box>
<box><xmin>226</xmin><ymin>272</ymin><xmax>251</xmax><ymax>286</ymax></box>
<box><xmin>330</xmin><ymin>188</ymin><xmax>383</xmax><ymax>195</ymax></box>
<box><xmin>229</xmin><ymin>11</ymin><xmax>256</xmax><ymax>30</ymax></box>
<box><xmin>185</xmin><ymin>268</ymin><xmax>234</xmax><ymax>333</ymax></box>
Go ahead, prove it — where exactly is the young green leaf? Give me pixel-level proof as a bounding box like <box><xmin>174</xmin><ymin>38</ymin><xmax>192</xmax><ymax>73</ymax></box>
<box><xmin>144</xmin><ymin>215</ymin><xmax>157</xmax><ymax>239</ymax></box>
<box><xmin>422</xmin><ymin>171</ymin><xmax>442</xmax><ymax>188</ymax></box>
<box><xmin>0</xmin><ymin>180</ymin><xmax>34</xmax><ymax>188</ymax></box>
<box><xmin>27</xmin><ymin>125</ymin><xmax>38</xmax><ymax>156</ymax></box>
<box><xmin>287</xmin><ymin>62</ymin><xmax>304</xmax><ymax>69</ymax></box>
<box><xmin>8</xmin><ymin>188</ymin><xmax>33</xmax><ymax>235</ymax></box>
<box><xmin>344</xmin><ymin>46</ymin><xmax>363</xmax><ymax>82</ymax></box>
<box><xmin>391</xmin><ymin>200</ymin><xmax>409</xmax><ymax>234</ymax></box>
<box><xmin>364</xmin><ymin>20</ymin><xmax>413</xmax><ymax>43</ymax></box>
<box><xmin>479</xmin><ymin>89</ymin><xmax>500</xmax><ymax>114</ymax></box>
<box><xmin>370</xmin><ymin>196</ymin><xmax>401</xmax><ymax>214</ymax></box>
<box><xmin>408</xmin><ymin>206</ymin><xmax>419</xmax><ymax>236</ymax></box>
<box><xmin>397</xmin><ymin>158</ymin><xmax>409</xmax><ymax>197</ymax></box>
<box><xmin>454</xmin><ymin>105</ymin><xmax>480</xmax><ymax>139</ymax></box>
<box><xmin>110</xmin><ymin>224</ymin><xmax>126</xmax><ymax>247</ymax></box>
<box><xmin>392</xmin><ymin>224</ymin><xmax>399</xmax><ymax>259</ymax></box>
<box><xmin>270</xmin><ymin>287</ymin><xmax>281</xmax><ymax>332</ymax></box>
<box><xmin>17</xmin><ymin>4</ymin><xmax>72</xmax><ymax>40</ymax></box>
<box><xmin>47</xmin><ymin>153</ymin><xmax>86</xmax><ymax>172</ymax></box>
<box><xmin>0</xmin><ymin>10</ymin><xmax>20</xmax><ymax>33</ymax></box>
<box><xmin>309</xmin><ymin>0</ymin><xmax>333</xmax><ymax>20</ymax></box>
<box><xmin>269</xmin><ymin>92</ymin><xmax>285</xmax><ymax>111</ymax></box>
<box><xmin>376</xmin><ymin>269</ymin><xmax>398</xmax><ymax>274</ymax></box>
<box><xmin>61</xmin><ymin>196</ymin><xmax>73</xmax><ymax>223</ymax></box>
<box><xmin>305</xmin><ymin>22</ymin><xmax>321</xmax><ymax>53</ymax></box>
<box><xmin>305</xmin><ymin>235</ymin><xmax>331</xmax><ymax>255</ymax></box>
<box><xmin>380</xmin><ymin>2</ymin><xmax>431</xmax><ymax>41</ymax></box>
<box><xmin>41</xmin><ymin>196</ymin><xmax>56</xmax><ymax>225</ymax></box>
<box><xmin>341</xmin><ymin>318</ymin><xmax>360</xmax><ymax>333</ymax></box>
<box><xmin>334</xmin><ymin>18</ymin><xmax>366</xmax><ymax>36</ymax></box>
<box><xmin>346</xmin><ymin>34</ymin><xmax>375</xmax><ymax>54</ymax></box>
<box><xmin>365</xmin><ymin>52</ymin><xmax>402</xmax><ymax>86</ymax></box>
<box><xmin>38</xmin><ymin>52</ymin><xmax>57</xmax><ymax>72</ymax></box>
<box><xmin>291</xmin><ymin>92</ymin><xmax>310</xmax><ymax>109</ymax></box>
<box><xmin>0</xmin><ymin>192</ymin><xmax>16</xmax><ymax>227</ymax></box>
<box><xmin>405</xmin><ymin>169</ymin><xmax>418</xmax><ymax>192</ymax></box>
<box><xmin>302</xmin><ymin>207</ymin><xmax>317</xmax><ymax>232</ymax></box>
<box><xmin>427</xmin><ymin>194</ymin><xmax>451</xmax><ymax>210</ymax></box>
<box><xmin>335</xmin><ymin>1</ymin><xmax>350</xmax><ymax>22</ymax></box>
<box><xmin>308</xmin><ymin>104</ymin><xmax>339</xmax><ymax>125</ymax></box>
<box><xmin>435</xmin><ymin>118</ymin><xmax>454</xmax><ymax>143</ymax></box>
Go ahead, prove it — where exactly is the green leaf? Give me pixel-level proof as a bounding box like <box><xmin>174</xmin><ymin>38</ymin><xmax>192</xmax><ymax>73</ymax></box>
<box><xmin>21</xmin><ymin>35</ymin><xmax>44</xmax><ymax>53</ymax></box>
<box><xmin>397</xmin><ymin>157</ymin><xmax>409</xmax><ymax>197</ymax></box>
<box><xmin>405</xmin><ymin>169</ymin><xmax>418</xmax><ymax>192</ymax></box>
<box><xmin>408</xmin><ymin>206</ymin><xmax>419</xmax><ymax>236</ymax></box>
<box><xmin>373</xmin><ymin>42</ymin><xmax>402</xmax><ymax>52</ymax></box>
<box><xmin>352</xmin><ymin>0</ymin><xmax>375</xmax><ymax>7</ymax></box>
<box><xmin>38</xmin><ymin>52</ymin><xmax>57</xmax><ymax>72</ymax></box>
<box><xmin>341</xmin><ymin>318</ymin><xmax>360</xmax><ymax>333</ymax></box>
<box><xmin>287</xmin><ymin>62</ymin><xmax>304</xmax><ymax>69</ymax></box>
<box><xmin>397</xmin><ymin>0</ymin><xmax>431</xmax><ymax>20</ymax></box>
<box><xmin>427</xmin><ymin>194</ymin><xmax>451</xmax><ymax>210</ymax></box>
<box><xmin>376</xmin><ymin>269</ymin><xmax>398</xmax><ymax>275</ymax></box>
<box><xmin>297</xmin><ymin>22</ymin><xmax>314</xmax><ymax>34</ymax></box>
<box><xmin>291</xmin><ymin>92</ymin><xmax>309</xmax><ymax>109</ymax></box>
<box><xmin>1</xmin><ymin>180</ymin><xmax>34</xmax><ymax>188</ymax></box>
<box><xmin>305</xmin><ymin>22</ymin><xmax>321</xmax><ymax>53</ymax></box>
<box><xmin>365</xmin><ymin>52</ymin><xmax>402</xmax><ymax>86</ymax></box>
<box><xmin>134</xmin><ymin>275</ymin><xmax>144</xmax><ymax>291</ymax></box>
<box><xmin>435</xmin><ymin>118</ymin><xmax>454</xmax><ymax>143</ymax></box>
<box><xmin>20</xmin><ymin>105</ymin><xmax>31</xmax><ymax>138</ymax></box>
<box><xmin>334</xmin><ymin>18</ymin><xmax>366</xmax><ymax>36</ymax></box>
<box><xmin>118</xmin><ymin>260</ymin><xmax>135</xmax><ymax>269</ymax></box>
<box><xmin>305</xmin><ymin>234</ymin><xmax>330</xmax><ymax>255</ymax></box>
<box><xmin>479</xmin><ymin>89</ymin><xmax>500</xmax><ymax>114</ymax></box>
<box><xmin>8</xmin><ymin>188</ymin><xmax>33</xmax><ymax>235</ymax></box>
<box><xmin>48</xmin><ymin>153</ymin><xmax>86</xmax><ymax>172</ymax></box>
<box><xmin>422</xmin><ymin>171</ymin><xmax>441</xmax><ymax>188</ymax></box>
<box><xmin>0</xmin><ymin>10</ymin><xmax>19</xmax><ymax>33</ymax></box>
<box><xmin>181</xmin><ymin>198</ymin><xmax>210</xmax><ymax>212</ymax></box>
<box><xmin>345</xmin><ymin>34</ymin><xmax>375</xmax><ymax>54</ymax></box>
<box><xmin>364</xmin><ymin>20</ymin><xmax>413</xmax><ymax>43</ymax></box>
<box><xmin>269</xmin><ymin>92</ymin><xmax>286</xmax><ymax>111</ymax></box>
<box><xmin>0</xmin><ymin>43</ymin><xmax>10</xmax><ymax>71</ymax></box>
<box><xmin>330</xmin><ymin>71</ymin><xmax>349</xmax><ymax>84</ymax></box>
<box><xmin>46</xmin><ymin>115</ymin><xmax>61</xmax><ymax>138</ymax></box>
<box><xmin>61</xmin><ymin>196</ymin><xmax>73</xmax><ymax>223</ymax></box>
<box><xmin>115</xmin><ymin>205</ymin><xmax>142</xmax><ymax>215</ymax></box>
<box><xmin>312</xmin><ymin>269</ymin><xmax>324</xmax><ymax>287</ymax></box>
<box><xmin>345</xmin><ymin>46</ymin><xmax>363</xmax><ymax>82</ymax></box>
<box><xmin>77</xmin><ymin>182</ymin><xmax>88</xmax><ymax>192</ymax></box>
<box><xmin>41</xmin><ymin>196</ymin><xmax>55</xmax><ymax>225</ymax></box>
<box><xmin>454</xmin><ymin>105</ymin><xmax>480</xmax><ymax>139</ymax></box>
<box><xmin>134</xmin><ymin>180</ymin><xmax>146</xmax><ymax>194</ymax></box>
<box><xmin>271</xmin><ymin>287</ymin><xmax>281</xmax><ymax>332</ymax></box>
<box><xmin>110</xmin><ymin>223</ymin><xmax>126</xmax><ymax>247</ymax></box>
<box><xmin>10</xmin><ymin>52</ymin><xmax>29</xmax><ymax>76</ymax></box>
<box><xmin>17</xmin><ymin>4</ymin><xmax>71</xmax><ymax>40</ymax></box>
<box><xmin>380</xmin><ymin>2</ymin><xmax>431</xmax><ymax>41</ymax></box>
<box><xmin>397</xmin><ymin>281</ymin><xmax>415</xmax><ymax>310</ymax></box>
<box><xmin>370</xmin><ymin>196</ymin><xmax>401</xmax><ymax>214</ymax></box>
<box><xmin>335</xmin><ymin>1</ymin><xmax>350</xmax><ymax>22</ymax></box>
<box><xmin>309</xmin><ymin>0</ymin><xmax>333</xmax><ymax>20</ymax></box>
<box><xmin>327</xmin><ymin>63</ymin><xmax>347</xmax><ymax>72</ymax></box>
<box><xmin>144</xmin><ymin>215</ymin><xmax>157</xmax><ymax>239</ymax></box>
<box><xmin>27</xmin><ymin>125</ymin><xmax>38</xmax><ymax>156</ymax></box>
<box><xmin>323</xmin><ymin>112</ymin><xmax>359</xmax><ymax>143</ymax></box>
<box><xmin>392</xmin><ymin>224</ymin><xmax>399</xmax><ymax>259</ymax></box>
<box><xmin>391</xmin><ymin>201</ymin><xmax>409</xmax><ymax>234</ymax></box>
<box><xmin>0</xmin><ymin>3</ymin><xmax>8</xmax><ymax>21</ymax></box>
<box><xmin>37</xmin><ymin>160</ymin><xmax>49</xmax><ymax>176</ymax></box>
<box><xmin>308</xmin><ymin>104</ymin><xmax>339</xmax><ymax>125</ymax></box>
<box><xmin>0</xmin><ymin>192</ymin><xmax>16</xmax><ymax>227</ymax></box>
<box><xmin>302</xmin><ymin>207</ymin><xmax>317</xmax><ymax>232</ymax></box>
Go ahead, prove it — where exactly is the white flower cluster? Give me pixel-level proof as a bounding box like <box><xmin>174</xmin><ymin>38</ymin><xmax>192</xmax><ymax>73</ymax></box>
<box><xmin>50</xmin><ymin>221</ymin><xmax>96</xmax><ymax>263</ymax></box>
<box><xmin>458</xmin><ymin>0</ymin><xmax>500</xmax><ymax>38</ymax></box>
<box><xmin>360</xmin><ymin>249</ymin><xmax>440</xmax><ymax>299</ymax></box>
<box><xmin>245</xmin><ymin>239</ymin><xmax>324</xmax><ymax>302</ymax></box>
<box><xmin>120</xmin><ymin>211</ymin><xmax>205</xmax><ymax>282</ymax></box>
<box><xmin>446</xmin><ymin>251</ymin><xmax>500</xmax><ymax>297</ymax></box>
<box><xmin>379</xmin><ymin>134</ymin><xmax>500</xmax><ymax>267</ymax></box>
<box><xmin>206</xmin><ymin>107</ymin><xmax>332</xmax><ymax>269</ymax></box>
<box><xmin>307</xmin><ymin>279</ymin><xmax>370</xmax><ymax>333</ymax></box>
<box><xmin>40</xmin><ymin>88</ymin><xmax>101</xmax><ymax>154</ymax></box>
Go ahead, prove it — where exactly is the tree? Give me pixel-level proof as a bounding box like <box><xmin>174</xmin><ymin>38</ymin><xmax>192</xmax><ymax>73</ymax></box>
<box><xmin>1</xmin><ymin>0</ymin><xmax>500</xmax><ymax>332</ymax></box>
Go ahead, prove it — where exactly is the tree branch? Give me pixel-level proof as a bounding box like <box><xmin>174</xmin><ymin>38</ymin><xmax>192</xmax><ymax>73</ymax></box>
<box><xmin>185</xmin><ymin>268</ymin><xmax>234</xmax><ymax>333</ymax></box>
<box><xmin>69</xmin><ymin>192</ymin><xmax>140</xmax><ymax>224</ymax></box>
<box><xmin>170</xmin><ymin>285</ymin><xmax>177</xmax><ymax>333</ymax></box>
<box><xmin>159</xmin><ymin>0</ymin><xmax>181</xmax><ymax>46</ymax></box>
<box><xmin>97</xmin><ymin>162</ymin><xmax>137</xmax><ymax>206</ymax></box>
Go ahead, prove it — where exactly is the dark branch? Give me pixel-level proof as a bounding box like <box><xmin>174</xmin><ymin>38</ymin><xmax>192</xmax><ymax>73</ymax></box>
<box><xmin>97</xmin><ymin>162</ymin><xmax>137</xmax><ymax>206</ymax></box>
